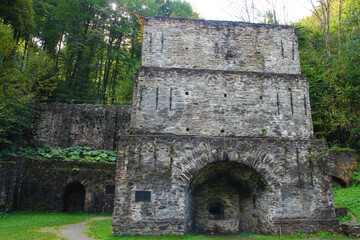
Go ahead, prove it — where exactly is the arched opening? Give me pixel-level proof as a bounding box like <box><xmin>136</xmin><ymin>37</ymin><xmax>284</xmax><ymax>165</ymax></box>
<box><xmin>332</xmin><ymin>176</ymin><xmax>347</xmax><ymax>188</ymax></box>
<box><xmin>63</xmin><ymin>182</ymin><xmax>85</xmax><ymax>212</ymax></box>
<box><xmin>185</xmin><ymin>161</ymin><xmax>270</xmax><ymax>234</ymax></box>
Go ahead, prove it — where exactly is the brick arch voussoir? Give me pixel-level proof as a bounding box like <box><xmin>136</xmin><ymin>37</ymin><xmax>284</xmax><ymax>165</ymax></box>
<box><xmin>180</xmin><ymin>143</ymin><xmax>280</xmax><ymax>191</ymax></box>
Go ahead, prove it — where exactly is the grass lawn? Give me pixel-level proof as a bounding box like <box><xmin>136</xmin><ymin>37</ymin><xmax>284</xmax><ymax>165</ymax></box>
<box><xmin>0</xmin><ymin>212</ymin><xmax>107</xmax><ymax>240</ymax></box>
<box><xmin>333</xmin><ymin>186</ymin><xmax>360</xmax><ymax>222</ymax></box>
<box><xmin>86</xmin><ymin>219</ymin><xmax>351</xmax><ymax>240</ymax></box>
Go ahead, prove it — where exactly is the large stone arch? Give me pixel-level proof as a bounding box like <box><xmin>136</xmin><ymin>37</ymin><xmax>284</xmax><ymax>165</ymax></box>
<box><xmin>180</xmin><ymin>142</ymin><xmax>281</xmax><ymax>234</ymax></box>
<box><xmin>178</xmin><ymin>141</ymin><xmax>281</xmax><ymax>191</ymax></box>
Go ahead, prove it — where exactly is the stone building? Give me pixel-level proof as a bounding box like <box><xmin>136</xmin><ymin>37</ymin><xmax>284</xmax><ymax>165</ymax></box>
<box><xmin>111</xmin><ymin>17</ymin><xmax>339</xmax><ymax>235</ymax></box>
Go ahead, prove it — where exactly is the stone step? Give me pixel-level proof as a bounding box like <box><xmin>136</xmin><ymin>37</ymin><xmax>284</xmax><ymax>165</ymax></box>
<box><xmin>341</xmin><ymin>222</ymin><xmax>360</xmax><ymax>238</ymax></box>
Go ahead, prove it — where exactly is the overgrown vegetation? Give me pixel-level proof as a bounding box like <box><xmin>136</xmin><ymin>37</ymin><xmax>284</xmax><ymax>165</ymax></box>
<box><xmin>0</xmin><ymin>212</ymin><xmax>106</xmax><ymax>240</ymax></box>
<box><xmin>333</xmin><ymin>186</ymin><xmax>360</xmax><ymax>222</ymax></box>
<box><xmin>297</xmin><ymin>0</ymin><xmax>360</xmax><ymax>149</ymax></box>
<box><xmin>0</xmin><ymin>146</ymin><xmax>117</xmax><ymax>163</ymax></box>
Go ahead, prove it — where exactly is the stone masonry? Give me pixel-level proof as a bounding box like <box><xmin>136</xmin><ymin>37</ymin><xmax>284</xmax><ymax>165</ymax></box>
<box><xmin>112</xmin><ymin>17</ymin><xmax>338</xmax><ymax>235</ymax></box>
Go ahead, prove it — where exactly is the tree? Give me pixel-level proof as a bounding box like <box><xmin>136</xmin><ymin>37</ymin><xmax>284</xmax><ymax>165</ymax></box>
<box><xmin>298</xmin><ymin>0</ymin><xmax>360</xmax><ymax>149</ymax></box>
<box><xmin>0</xmin><ymin>21</ymin><xmax>57</xmax><ymax>149</ymax></box>
<box><xmin>309</xmin><ymin>0</ymin><xmax>332</xmax><ymax>55</ymax></box>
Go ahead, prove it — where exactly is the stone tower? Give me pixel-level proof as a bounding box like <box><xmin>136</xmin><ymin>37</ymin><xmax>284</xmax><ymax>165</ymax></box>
<box><xmin>112</xmin><ymin>17</ymin><xmax>338</xmax><ymax>235</ymax></box>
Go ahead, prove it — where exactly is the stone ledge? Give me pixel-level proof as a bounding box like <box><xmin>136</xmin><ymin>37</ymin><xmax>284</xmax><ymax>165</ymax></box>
<box><xmin>145</xmin><ymin>16</ymin><xmax>295</xmax><ymax>29</ymax></box>
<box><xmin>341</xmin><ymin>222</ymin><xmax>360</xmax><ymax>238</ymax></box>
<box><xmin>136</xmin><ymin>66</ymin><xmax>306</xmax><ymax>80</ymax></box>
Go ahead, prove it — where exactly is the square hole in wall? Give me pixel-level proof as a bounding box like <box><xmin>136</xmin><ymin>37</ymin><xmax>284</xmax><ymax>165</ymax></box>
<box><xmin>106</xmin><ymin>185</ymin><xmax>115</xmax><ymax>195</ymax></box>
<box><xmin>135</xmin><ymin>191</ymin><xmax>151</xmax><ymax>202</ymax></box>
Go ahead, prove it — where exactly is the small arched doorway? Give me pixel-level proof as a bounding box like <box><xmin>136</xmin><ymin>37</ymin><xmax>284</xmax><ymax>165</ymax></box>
<box><xmin>63</xmin><ymin>182</ymin><xmax>85</xmax><ymax>212</ymax></box>
<box><xmin>185</xmin><ymin>161</ymin><xmax>270</xmax><ymax>234</ymax></box>
<box><xmin>332</xmin><ymin>176</ymin><xmax>347</xmax><ymax>188</ymax></box>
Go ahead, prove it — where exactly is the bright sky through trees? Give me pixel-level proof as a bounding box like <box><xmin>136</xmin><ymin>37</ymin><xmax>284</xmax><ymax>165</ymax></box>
<box><xmin>186</xmin><ymin>0</ymin><xmax>315</xmax><ymax>24</ymax></box>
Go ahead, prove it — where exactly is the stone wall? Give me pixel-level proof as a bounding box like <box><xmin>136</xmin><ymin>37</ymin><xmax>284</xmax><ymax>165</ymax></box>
<box><xmin>112</xmin><ymin>17</ymin><xmax>339</xmax><ymax>236</ymax></box>
<box><xmin>142</xmin><ymin>17</ymin><xmax>301</xmax><ymax>74</ymax></box>
<box><xmin>36</xmin><ymin>104</ymin><xmax>131</xmax><ymax>150</ymax></box>
<box><xmin>329</xmin><ymin>150</ymin><xmax>358</xmax><ymax>187</ymax></box>
<box><xmin>131</xmin><ymin>67</ymin><xmax>313</xmax><ymax>139</ymax></box>
<box><xmin>0</xmin><ymin>158</ymin><xmax>27</xmax><ymax>212</ymax></box>
<box><xmin>0</xmin><ymin>158</ymin><xmax>115</xmax><ymax>213</ymax></box>
<box><xmin>112</xmin><ymin>135</ymin><xmax>338</xmax><ymax>235</ymax></box>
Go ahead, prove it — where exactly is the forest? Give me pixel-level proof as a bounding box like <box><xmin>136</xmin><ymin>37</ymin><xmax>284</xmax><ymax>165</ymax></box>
<box><xmin>0</xmin><ymin>0</ymin><xmax>359</xmax><ymax>153</ymax></box>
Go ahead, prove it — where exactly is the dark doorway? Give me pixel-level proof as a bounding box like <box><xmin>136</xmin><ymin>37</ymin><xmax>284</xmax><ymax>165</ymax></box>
<box><xmin>332</xmin><ymin>176</ymin><xmax>347</xmax><ymax>188</ymax></box>
<box><xmin>63</xmin><ymin>182</ymin><xmax>85</xmax><ymax>212</ymax></box>
<box><xmin>185</xmin><ymin>161</ymin><xmax>270</xmax><ymax>234</ymax></box>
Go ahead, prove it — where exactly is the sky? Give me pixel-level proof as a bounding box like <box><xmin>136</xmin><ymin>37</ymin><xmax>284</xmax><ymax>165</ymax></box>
<box><xmin>186</xmin><ymin>0</ymin><xmax>315</xmax><ymax>24</ymax></box>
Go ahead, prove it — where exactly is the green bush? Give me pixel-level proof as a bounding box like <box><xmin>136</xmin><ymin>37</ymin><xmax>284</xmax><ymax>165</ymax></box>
<box><xmin>2</xmin><ymin>146</ymin><xmax>117</xmax><ymax>163</ymax></box>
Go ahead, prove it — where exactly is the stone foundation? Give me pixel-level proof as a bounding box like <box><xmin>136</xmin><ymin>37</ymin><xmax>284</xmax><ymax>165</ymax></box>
<box><xmin>112</xmin><ymin>17</ymin><xmax>339</xmax><ymax>236</ymax></box>
<box><xmin>0</xmin><ymin>157</ymin><xmax>115</xmax><ymax>213</ymax></box>
<box><xmin>112</xmin><ymin>135</ymin><xmax>338</xmax><ymax>235</ymax></box>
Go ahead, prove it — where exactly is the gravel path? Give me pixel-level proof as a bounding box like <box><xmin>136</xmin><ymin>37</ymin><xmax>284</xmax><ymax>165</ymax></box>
<box><xmin>41</xmin><ymin>216</ymin><xmax>111</xmax><ymax>240</ymax></box>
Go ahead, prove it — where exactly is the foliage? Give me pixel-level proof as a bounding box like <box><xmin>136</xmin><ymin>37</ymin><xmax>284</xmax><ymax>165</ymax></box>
<box><xmin>0</xmin><ymin>0</ymin><xmax>198</xmax><ymax>150</ymax></box>
<box><xmin>32</xmin><ymin>0</ymin><xmax>199</xmax><ymax>104</ymax></box>
<box><xmin>333</xmin><ymin>186</ymin><xmax>360</xmax><ymax>222</ymax></box>
<box><xmin>2</xmin><ymin>146</ymin><xmax>117</xmax><ymax>163</ymax></box>
<box><xmin>0</xmin><ymin>21</ymin><xmax>57</xmax><ymax>150</ymax></box>
<box><xmin>297</xmin><ymin>0</ymin><xmax>360</xmax><ymax>149</ymax></box>
<box><xmin>0</xmin><ymin>212</ymin><xmax>107</xmax><ymax>240</ymax></box>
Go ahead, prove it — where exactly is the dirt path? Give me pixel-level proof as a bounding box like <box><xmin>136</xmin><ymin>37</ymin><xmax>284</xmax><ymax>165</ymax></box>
<box><xmin>349</xmin><ymin>210</ymin><xmax>357</xmax><ymax>223</ymax></box>
<box><xmin>41</xmin><ymin>216</ymin><xmax>111</xmax><ymax>240</ymax></box>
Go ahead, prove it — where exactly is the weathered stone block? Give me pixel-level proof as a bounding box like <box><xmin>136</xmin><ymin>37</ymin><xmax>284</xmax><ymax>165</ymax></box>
<box><xmin>131</xmin><ymin>67</ymin><xmax>313</xmax><ymax>139</ymax></box>
<box><xmin>142</xmin><ymin>17</ymin><xmax>301</xmax><ymax>74</ymax></box>
<box><xmin>36</xmin><ymin>104</ymin><xmax>130</xmax><ymax>150</ymax></box>
<box><xmin>329</xmin><ymin>150</ymin><xmax>358</xmax><ymax>187</ymax></box>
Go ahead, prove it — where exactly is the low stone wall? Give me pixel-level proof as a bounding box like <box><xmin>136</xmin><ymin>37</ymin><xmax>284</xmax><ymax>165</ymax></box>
<box><xmin>329</xmin><ymin>150</ymin><xmax>358</xmax><ymax>187</ymax></box>
<box><xmin>0</xmin><ymin>157</ymin><xmax>27</xmax><ymax>212</ymax></box>
<box><xmin>0</xmin><ymin>157</ymin><xmax>116</xmax><ymax>213</ymax></box>
<box><xmin>36</xmin><ymin>104</ymin><xmax>131</xmax><ymax>150</ymax></box>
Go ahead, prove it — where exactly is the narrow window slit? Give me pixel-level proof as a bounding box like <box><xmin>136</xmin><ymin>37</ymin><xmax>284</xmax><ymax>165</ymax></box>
<box><xmin>281</xmin><ymin>40</ymin><xmax>284</xmax><ymax>59</ymax></box>
<box><xmin>149</xmin><ymin>33</ymin><xmax>153</xmax><ymax>52</ymax></box>
<box><xmin>292</xmin><ymin>41</ymin><xmax>295</xmax><ymax>60</ymax></box>
<box><xmin>290</xmin><ymin>93</ymin><xmax>294</xmax><ymax>115</ymax></box>
<box><xmin>153</xmin><ymin>143</ymin><xmax>157</xmax><ymax>171</ymax></box>
<box><xmin>138</xmin><ymin>144</ymin><xmax>142</xmax><ymax>169</ymax></box>
<box><xmin>277</xmin><ymin>93</ymin><xmax>280</xmax><ymax>115</ymax></box>
<box><xmin>138</xmin><ymin>86</ymin><xmax>143</xmax><ymax>110</ymax></box>
<box><xmin>161</xmin><ymin>32</ymin><xmax>164</xmax><ymax>52</ymax></box>
<box><xmin>296</xmin><ymin>148</ymin><xmax>301</xmax><ymax>186</ymax></box>
<box><xmin>155</xmin><ymin>88</ymin><xmax>159</xmax><ymax>110</ymax></box>
<box><xmin>169</xmin><ymin>88</ymin><xmax>172</xmax><ymax>110</ymax></box>
<box><xmin>304</xmin><ymin>94</ymin><xmax>307</xmax><ymax>115</ymax></box>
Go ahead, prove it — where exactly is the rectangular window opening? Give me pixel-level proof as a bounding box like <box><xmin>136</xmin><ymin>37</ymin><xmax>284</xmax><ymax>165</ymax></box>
<box><xmin>106</xmin><ymin>185</ymin><xmax>115</xmax><ymax>195</ymax></box>
<box><xmin>135</xmin><ymin>191</ymin><xmax>151</xmax><ymax>202</ymax></box>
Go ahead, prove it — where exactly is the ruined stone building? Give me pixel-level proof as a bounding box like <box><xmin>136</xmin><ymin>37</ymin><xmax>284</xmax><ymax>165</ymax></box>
<box><xmin>111</xmin><ymin>17</ymin><xmax>339</xmax><ymax>235</ymax></box>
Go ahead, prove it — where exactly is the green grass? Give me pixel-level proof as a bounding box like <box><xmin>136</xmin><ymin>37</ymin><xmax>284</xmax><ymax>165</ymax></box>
<box><xmin>333</xmin><ymin>186</ymin><xmax>360</xmax><ymax>222</ymax></box>
<box><xmin>0</xmin><ymin>212</ymin><xmax>105</xmax><ymax>240</ymax></box>
<box><xmin>0</xmin><ymin>212</ymin><xmax>354</xmax><ymax>240</ymax></box>
<box><xmin>86</xmin><ymin>219</ymin><xmax>350</xmax><ymax>240</ymax></box>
